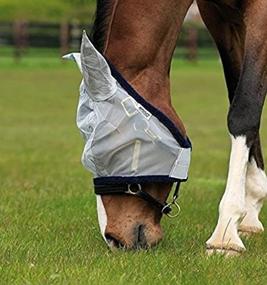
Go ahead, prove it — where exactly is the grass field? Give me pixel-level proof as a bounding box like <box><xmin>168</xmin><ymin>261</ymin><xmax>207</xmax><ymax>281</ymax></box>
<box><xmin>1</xmin><ymin>56</ymin><xmax>267</xmax><ymax>285</ymax></box>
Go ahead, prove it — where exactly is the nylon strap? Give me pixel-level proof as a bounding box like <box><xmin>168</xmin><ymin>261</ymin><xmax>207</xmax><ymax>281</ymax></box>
<box><xmin>94</xmin><ymin>182</ymin><xmax>181</xmax><ymax>216</ymax></box>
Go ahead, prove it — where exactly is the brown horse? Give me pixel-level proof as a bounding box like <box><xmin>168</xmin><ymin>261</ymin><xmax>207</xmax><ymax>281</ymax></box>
<box><xmin>84</xmin><ymin>0</ymin><xmax>267</xmax><ymax>254</ymax></box>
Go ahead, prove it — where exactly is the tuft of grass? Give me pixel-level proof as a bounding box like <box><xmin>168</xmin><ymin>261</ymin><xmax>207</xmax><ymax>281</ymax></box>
<box><xmin>0</xmin><ymin>57</ymin><xmax>267</xmax><ymax>284</ymax></box>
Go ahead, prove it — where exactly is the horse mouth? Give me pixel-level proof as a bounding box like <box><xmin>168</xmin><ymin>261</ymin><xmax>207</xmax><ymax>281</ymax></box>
<box><xmin>104</xmin><ymin>224</ymin><xmax>161</xmax><ymax>250</ymax></box>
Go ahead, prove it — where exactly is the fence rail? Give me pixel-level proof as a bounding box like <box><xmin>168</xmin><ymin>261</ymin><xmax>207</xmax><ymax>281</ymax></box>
<box><xmin>0</xmin><ymin>21</ymin><xmax>218</xmax><ymax>61</ymax></box>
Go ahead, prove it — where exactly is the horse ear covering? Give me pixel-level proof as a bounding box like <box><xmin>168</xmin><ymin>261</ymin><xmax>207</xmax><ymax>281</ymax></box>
<box><xmin>81</xmin><ymin>31</ymin><xmax>117</xmax><ymax>101</ymax></box>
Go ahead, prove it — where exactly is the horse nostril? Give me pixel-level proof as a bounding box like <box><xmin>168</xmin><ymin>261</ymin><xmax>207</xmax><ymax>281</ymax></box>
<box><xmin>133</xmin><ymin>224</ymin><xmax>148</xmax><ymax>249</ymax></box>
<box><xmin>105</xmin><ymin>234</ymin><xmax>124</xmax><ymax>249</ymax></box>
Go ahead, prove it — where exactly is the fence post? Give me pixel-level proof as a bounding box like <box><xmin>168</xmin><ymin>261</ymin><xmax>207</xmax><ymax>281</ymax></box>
<box><xmin>186</xmin><ymin>27</ymin><xmax>198</xmax><ymax>62</ymax></box>
<box><xmin>13</xmin><ymin>20</ymin><xmax>28</xmax><ymax>62</ymax></box>
<box><xmin>60</xmin><ymin>21</ymin><xmax>69</xmax><ymax>58</ymax></box>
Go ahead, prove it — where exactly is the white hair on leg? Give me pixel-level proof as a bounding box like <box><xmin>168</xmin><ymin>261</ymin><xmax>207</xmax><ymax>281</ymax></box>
<box><xmin>207</xmin><ymin>135</ymin><xmax>249</xmax><ymax>255</ymax></box>
<box><xmin>96</xmin><ymin>195</ymin><xmax>108</xmax><ymax>244</ymax></box>
<box><xmin>239</xmin><ymin>158</ymin><xmax>267</xmax><ymax>234</ymax></box>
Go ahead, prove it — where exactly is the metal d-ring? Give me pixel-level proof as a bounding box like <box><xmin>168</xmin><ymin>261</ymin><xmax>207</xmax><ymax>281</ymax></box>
<box><xmin>162</xmin><ymin>199</ymin><xmax>181</xmax><ymax>218</ymax></box>
<box><xmin>127</xmin><ymin>183</ymin><xmax>142</xmax><ymax>195</ymax></box>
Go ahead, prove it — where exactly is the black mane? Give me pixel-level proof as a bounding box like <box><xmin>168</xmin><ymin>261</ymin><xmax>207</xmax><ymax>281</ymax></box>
<box><xmin>90</xmin><ymin>0</ymin><xmax>113</xmax><ymax>52</ymax></box>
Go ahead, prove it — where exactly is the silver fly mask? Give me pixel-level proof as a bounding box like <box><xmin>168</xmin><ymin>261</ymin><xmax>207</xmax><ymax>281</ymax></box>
<box><xmin>65</xmin><ymin>32</ymin><xmax>191</xmax><ymax>190</ymax></box>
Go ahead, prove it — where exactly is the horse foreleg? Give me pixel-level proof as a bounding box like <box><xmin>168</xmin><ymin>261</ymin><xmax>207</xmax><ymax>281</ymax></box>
<box><xmin>198</xmin><ymin>0</ymin><xmax>247</xmax><ymax>255</ymax></box>
<box><xmin>199</xmin><ymin>0</ymin><xmax>267</xmax><ymax>255</ymax></box>
<box><xmin>207</xmin><ymin>66</ymin><xmax>267</xmax><ymax>255</ymax></box>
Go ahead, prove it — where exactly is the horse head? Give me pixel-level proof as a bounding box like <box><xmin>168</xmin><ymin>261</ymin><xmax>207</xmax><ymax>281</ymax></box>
<box><xmin>66</xmin><ymin>32</ymin><xmax>191</xmax><ymax>249</ymax></box>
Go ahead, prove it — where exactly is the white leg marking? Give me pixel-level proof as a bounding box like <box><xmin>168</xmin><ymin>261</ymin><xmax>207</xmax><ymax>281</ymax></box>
<box><xmin>96</xmin><ymin>195</ymin><xmax>108</xmax><ymax>244</ymax></box>
<box><xmin>239</xmin><ymin>158</ymin><xmax>267</xmax><ymax>234</ymax></box>
<box><xmin>207</xmin><ymin>135</ymin><xmax>249</xmax><ymax>253</ymax></box>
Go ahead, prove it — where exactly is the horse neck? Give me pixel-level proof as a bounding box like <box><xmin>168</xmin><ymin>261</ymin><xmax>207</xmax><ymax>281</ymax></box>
<box><xmin>100</xmin><ymin>0</ymin><xmax>192</xmax><ymax>136</ymax></box>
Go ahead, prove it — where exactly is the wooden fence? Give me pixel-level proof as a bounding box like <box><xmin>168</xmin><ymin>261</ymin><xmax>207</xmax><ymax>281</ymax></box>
<box><xmin>0</xmin><ymin>21</ymin><xmax>217</xmax><ymax>61</ymax></box>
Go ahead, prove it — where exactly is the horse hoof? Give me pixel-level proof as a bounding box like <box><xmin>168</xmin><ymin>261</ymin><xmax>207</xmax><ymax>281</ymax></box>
<box><xmin>238</xmin><ymin>225</ymin><xmax>264</xmax><ymax>237</ymax></box>
<box><xmin>206</xmin><ymin>248</ymin><xmax>242</xmax><ymax>257</ymax></box>
<box><xmin>206</xmin><ymin>244</ymin><xmax>245</xmax><ymax>257</ymax></box>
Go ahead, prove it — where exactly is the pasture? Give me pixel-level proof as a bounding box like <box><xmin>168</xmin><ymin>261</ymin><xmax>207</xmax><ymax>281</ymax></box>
<box><xmin>1</xmin><ymin>56</ymin><xmax>267</xmax><ymax>284</ymax></box>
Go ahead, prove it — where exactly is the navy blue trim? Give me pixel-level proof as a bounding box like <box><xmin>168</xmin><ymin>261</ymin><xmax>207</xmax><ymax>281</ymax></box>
<box><xmin>106</xmin><ymin>60</ymin><xmax>192</xmax><ymax>149</ymax></box>
<box><xmin>94</xmin><ymin>175</ymin><xmax>187</xmax><ymax>185</ymax></box>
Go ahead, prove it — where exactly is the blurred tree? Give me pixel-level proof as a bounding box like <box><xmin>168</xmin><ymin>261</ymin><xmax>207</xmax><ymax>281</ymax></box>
<box><xmin>0</xmin><ymin>0</ymin><xmax>97</xmax><ymax>22</ymax></box>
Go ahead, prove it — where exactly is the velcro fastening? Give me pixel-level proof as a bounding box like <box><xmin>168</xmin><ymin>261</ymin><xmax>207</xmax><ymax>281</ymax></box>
<box><xmin>170</xmin><ymin>148</ymin><xmax>191</xmax><ymax>180</ymax></box>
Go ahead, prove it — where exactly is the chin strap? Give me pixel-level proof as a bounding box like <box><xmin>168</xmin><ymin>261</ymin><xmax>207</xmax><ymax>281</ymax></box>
<box><xmin>94</xmin><ymin>182</ymin><xmax>181</xmax><ymax>218</ymax></box>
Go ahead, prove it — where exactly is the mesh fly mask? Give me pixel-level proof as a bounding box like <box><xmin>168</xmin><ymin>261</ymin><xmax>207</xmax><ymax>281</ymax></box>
<box><xmin>65</xmin><ymin>31</ymin><xmax>192</xmax><ymax>216</ymax></box>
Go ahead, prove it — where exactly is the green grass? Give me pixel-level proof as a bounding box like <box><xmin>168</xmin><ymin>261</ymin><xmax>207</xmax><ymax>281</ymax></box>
<box><xmin>1</xmin><ymin>56</ymin><xmax>267</xmax><ymax>285</ymax></box>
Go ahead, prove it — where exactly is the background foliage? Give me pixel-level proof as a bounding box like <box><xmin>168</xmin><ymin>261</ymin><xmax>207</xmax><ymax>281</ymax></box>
<box><xmin>0</xmin><ymin>0</ymin><xmax>97</xmax><ymax>22</ymax></box>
